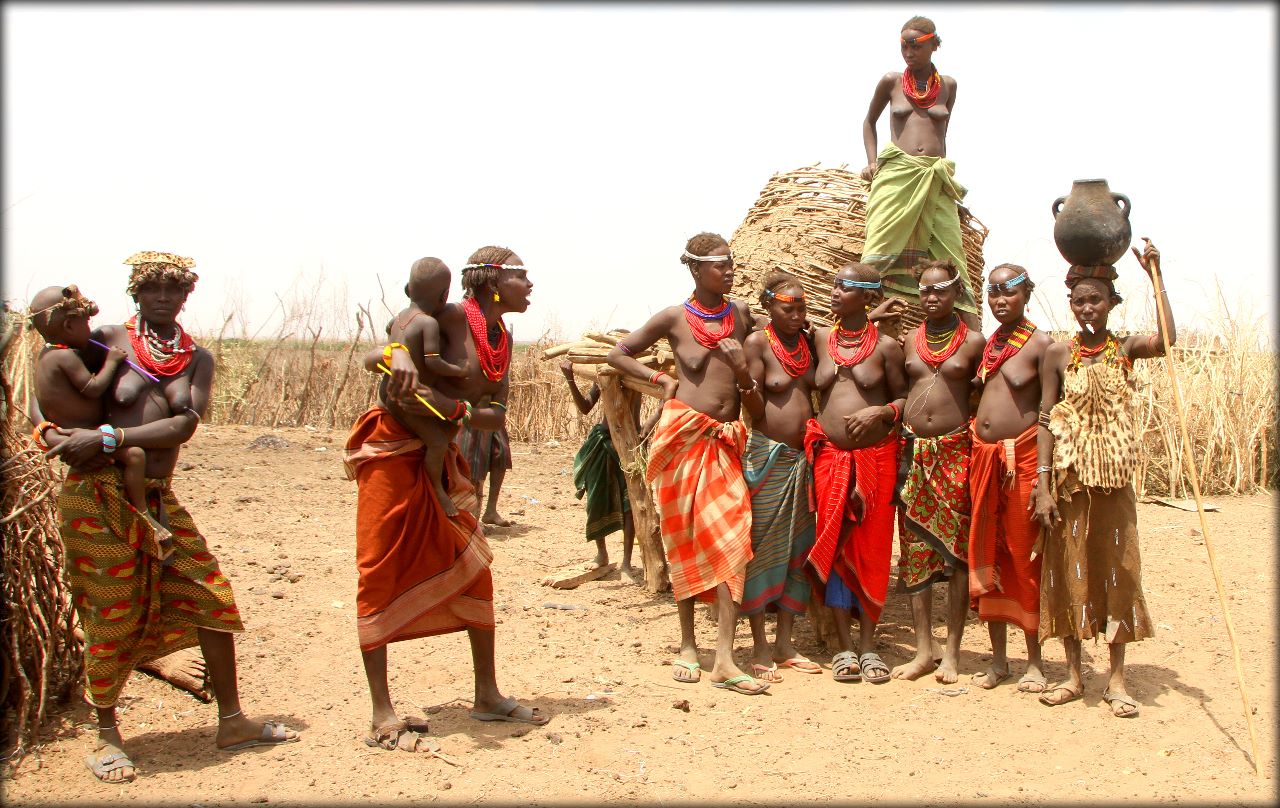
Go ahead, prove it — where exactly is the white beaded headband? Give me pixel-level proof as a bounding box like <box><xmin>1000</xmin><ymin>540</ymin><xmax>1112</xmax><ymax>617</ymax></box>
<box><xmin>462</xmin><ymin>263</ymin><xmax>526</xmax><ymax>271</ymax></box>
<box><xmin>918</xmin><ymin>275</ymin><xmax>960</xmax><ymax>291</ymax></box>
<box><xmin>683</xmin><ymin>250</ymin><xmax>732</xmax><ymax>263</ymax></box>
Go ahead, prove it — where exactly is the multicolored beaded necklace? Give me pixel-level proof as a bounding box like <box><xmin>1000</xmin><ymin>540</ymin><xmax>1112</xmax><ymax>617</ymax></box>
<box><xmin>978</xmin><ymin>318</ymin><xmax>1037</xmax><ymax>381</ymax></box>
<box><xmin>765</xmin><ymin>323</ymin><xmax>811</xmax><ymax>376</ymax></box>
<box><xmin>126</xmin><ymin>315</ymin><xmax>196</xmax><ymax>377</ymax></box>
<box><xmin>829</xmin><ymin>320</ymin><xmax>879</xmax><ymax>367</ymax></box>
<box><xmin>1067</xmin><ymin>331</ymin><xmax>1131</xmax><ymax>374</ymax></box>
<box><xmin>901</xmin><ymin>66</ymin><xmax>941</xmax><ymax>108</ymax></box>
<box><xmin>683</xmin><ymin>296</ymin><xmax>735</xmax><ymax>350</ymax></box>
<box><xmin>916</xmin><ymin>315</ymin><xmax>968</xmax><ymax>369</ymax></box>
<box><xmin>462</xmin><ymin>297</ymin><xmax>511</xmax><ymax>382</ymax></box>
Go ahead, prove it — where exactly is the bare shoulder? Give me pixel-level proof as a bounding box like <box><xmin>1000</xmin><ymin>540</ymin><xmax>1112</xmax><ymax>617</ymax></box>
<box><xmin>881</xmin><ymin>70</ymin><xmax>902</xmax><ymax>85</ymax></box>
<box><xmin>437</xmin><ymin>302</ymin><xmax>466</xmax><ymax>328</ymax></box>
<box><xmin>878</xmin><ymin>333</ymin><xmax>905</xmax><ymax>359</ymax></box>
<box><xmin>95</xmin><ymin>323</ymin><xmax>126</xmax><ymax>342</ymax></box>
<box><xmin>1028</xmin><ymin>329</ymin><xmax>1055</xmax><ymax>349</ymax></box>
<box><xmin>743</xmin><ymin>329</ymin><xmax>767</xmax><ymax>350</ymax></box>
<box><xmin>943</xmin><ymin>74</ymin><xmax>958</xmax><ymax>89</ymax></box>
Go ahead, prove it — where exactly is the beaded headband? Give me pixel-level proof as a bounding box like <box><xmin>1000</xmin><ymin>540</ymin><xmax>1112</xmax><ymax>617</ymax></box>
<box><xmin>836</xmin><ymin>278</ymin><xmax>882</xmax><ymax>290</ymax></box>
<box><xmin>901</xmin><ymin>31</ymin><xmax>937</xmax><ymax>45</ymax></box>
<box><xmin>762</xmin><ymin>288</ymin><xmax>804</xmax><ymax>303</ymax></box>
<box><xmin>986</xmin><ymin>272</ymin><xmax>1028</xmax><ymax>294</ymax></box>
<box><xmin>461</xmin><ymin>263</ymin><xmax>526</xmax><ymax>271</ymax></box>
<box><xmin>683</xmin><ymin>250</ymin><xmax>732</xmax><ymax>263</ymax></box>
<box><xmin>918</xmin><ymin>275</ymin><xmax>960</xmax><ymax>292</ymax></box>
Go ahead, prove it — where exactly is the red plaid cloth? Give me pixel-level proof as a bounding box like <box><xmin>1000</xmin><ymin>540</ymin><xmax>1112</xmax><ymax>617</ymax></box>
<box><xmin>645</xmin><ymin>399</ymin><xmax>752</xmax><ymax>602</ymax></box>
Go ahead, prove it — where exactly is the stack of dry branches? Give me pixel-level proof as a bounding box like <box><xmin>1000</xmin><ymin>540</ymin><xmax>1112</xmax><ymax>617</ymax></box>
<box><xmin>540</xmin><ymin>330</ymin><xmax>674</xmax><ymax>399</ymax></box>
<box><xmin>729</xmin><ymin>163</ymin><xmax>989</xmax><ymax>331</ymax></box>
<box><xmin>0</xmin><ymin>309</ymin><xmax>82</xmax><ymax>767</ymax></box>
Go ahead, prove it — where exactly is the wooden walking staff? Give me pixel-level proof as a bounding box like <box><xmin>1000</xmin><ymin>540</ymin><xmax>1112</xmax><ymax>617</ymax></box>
<box><xmin>1141</xmin><ymin>237</ymin><xmax>1264</xmax><ymax>777</ymax></box>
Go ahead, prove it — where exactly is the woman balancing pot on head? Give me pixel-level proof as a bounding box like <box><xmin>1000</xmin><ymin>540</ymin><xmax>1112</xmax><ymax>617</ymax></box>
<box><xmin>966</xmin><ymin>265</ymin><xmax>1054</xmax><ymax>693</ymax></box>
<box><xmin>1032</xmin><ymin>239</ymin><xmax>1172</xmax><ymax>719</ymax></box>
<box><xmin>892</xmin><ymin>259</ymin><xmax>985</xmax><ymax>683</ymax></box>
<box><xmin>804</xmin><ymin>265</ymin><xmax>908</xmax><ymax>685</ymax></box>
<box><xmin>735</xmin><ymin>273</ymin><xmax>821</xmax><ymax>682</ymax></box>
<box><xmin>859</xmin><ymin>15</ymin><xmax>981</xmax><ymax>331</ymax></box>
<box><xmin>607</xmin><ymin>232</ymin><xmax>767</xmax><ymax>696</ymax></box>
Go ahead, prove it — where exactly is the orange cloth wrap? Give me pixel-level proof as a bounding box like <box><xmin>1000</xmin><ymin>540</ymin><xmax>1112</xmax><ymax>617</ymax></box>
<box><xmin>346</xmin><ymin>407</ymin><xmax>494</xmax><ymax>651</ymax></box>
<box><xmin>967</xmin><ymin>423</ymin><xmax>1042</xmax><ymax>632</ymax></box>
<box><xmin>645</xmin><ymin>399</ymin><xmax>752</xmax><ymax>603</ymax></box>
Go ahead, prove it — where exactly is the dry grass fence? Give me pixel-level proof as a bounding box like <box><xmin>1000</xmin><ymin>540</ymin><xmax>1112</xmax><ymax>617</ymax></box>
<box><xmin>196</xmin><ymin>318</ymin><xmax>1277</xmax><ymax>497</ymax></box>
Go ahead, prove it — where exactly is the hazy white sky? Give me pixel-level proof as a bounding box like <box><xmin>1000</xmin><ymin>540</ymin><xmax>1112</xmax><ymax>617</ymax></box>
<box><xmin>3</xmin><ymin>2</ymin><xmax>1275</xmax><ymax>342</ymax></box>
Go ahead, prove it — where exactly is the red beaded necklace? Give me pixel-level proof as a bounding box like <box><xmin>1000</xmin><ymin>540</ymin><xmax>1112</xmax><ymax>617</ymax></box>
<box><xmin>683</xmin><ymin>296</ymin><xmax>736</xmax><ymax>350</ymax></box>
<box><xmin>126</xmin><ymin>315</ymin><xmax>195</xmax><ymax>377</ymax></box>
<box><xmin>901</xmin><ymin>66</ymin><xmax>941</xmax><ymax>108</ymax></box>
<box><xmin>828</xmin><ymin>320</ymin><xmax>879</xmax><ymax>367</ymax></box>
<box><xmin>765</xmin><ymin>323</ymin><xmax>811</xmax><ymax>377</ymax></box>
<box><xmin>978</xmin><ymin>318</ymin><xmax>1037</xmax><ymax>382</ymax></box>
<box><xmin>462</xmin><ymin>297</ymin><xmax>510</xmax><ymax>382</ymax></box>
<box><xmin>915</xmin><ymin>316</ymin><xmax>968</xmax><ymax>369</ymax></box>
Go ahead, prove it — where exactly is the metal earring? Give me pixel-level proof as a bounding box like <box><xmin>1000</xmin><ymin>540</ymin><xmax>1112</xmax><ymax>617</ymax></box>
<box><xmin>493</xmin><ymin>292</ymin><xmax>501</xmax><ymax>303</ymax></box>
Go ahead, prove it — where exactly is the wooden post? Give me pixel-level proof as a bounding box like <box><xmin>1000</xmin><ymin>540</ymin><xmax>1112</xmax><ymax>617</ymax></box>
<box><xmin>597</xmin><ymin>374</ymin><xmax>669</xmax><ymax>593</ymax></box>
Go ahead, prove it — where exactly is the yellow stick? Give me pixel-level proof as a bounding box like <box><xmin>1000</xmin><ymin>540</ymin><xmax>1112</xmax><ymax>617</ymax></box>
<box><xmin>1147</xmin><ymin>248</ymin><xmax>1263</xmax><ymax>778</ymax></box>
<box><xmin>376</xmin><ymin>362</ymin><xmax>447</xmax><ymax>420</ymax></box>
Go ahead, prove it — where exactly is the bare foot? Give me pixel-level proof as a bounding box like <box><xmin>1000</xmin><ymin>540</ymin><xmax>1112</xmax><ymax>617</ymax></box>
<box><xmin>934</xmin><ymin>653</ymin><xmax>961</xmax><ymax>684</ymax></box>
<box><xmin>433</xmin><ymin>482</ymin><xmax>460</xmax><ymax>517</ymax></box>
<box><xmin>890</xmin><ymin>655</ymin><xmax>938</xmax><ymax>680</ymax></box>
<box><xmin>482</xmin><ymin>511</ymin><xmax>513</xmax><ymax>527</ymax></box>
<box><xmin>136</xmin><ymin>648</ymin><xmax>211</xmax><ymax>702</ymax></box>
<box><xmin>620</xmin><ymin>565</ymin><xmax>643</xmax><ymax>585</ymax></box>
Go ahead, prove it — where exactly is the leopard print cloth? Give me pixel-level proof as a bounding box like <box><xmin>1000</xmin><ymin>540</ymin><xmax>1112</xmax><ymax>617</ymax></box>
<box><xmin>1048</xmin><ymin>350</ymin><xmax>1139</xmax><ymax>490</ymax></box>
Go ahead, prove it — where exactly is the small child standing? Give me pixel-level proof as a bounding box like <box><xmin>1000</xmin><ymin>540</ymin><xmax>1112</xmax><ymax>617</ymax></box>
<box><xmin>29</xmin><ymin>285</ymin><xmax>173</xmax><ymax>557</ymax></box>
<box><xmin>378</xmin><ymin>258</ymin><xmax>468</xmax><ymax>515</ymax></box>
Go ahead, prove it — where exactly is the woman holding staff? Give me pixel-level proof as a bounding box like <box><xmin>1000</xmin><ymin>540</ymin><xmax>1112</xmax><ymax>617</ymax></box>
<box><xmin>967</xmin><ymin>264</ymin><xmax>1053</xmax><ymax>691</ymax></box>
<box><xmin>737</xmin><ymin>272</ymin><xmax>820</xmax><ymax>681</ymax></box>
<box><xmin>607</xmin><ymin>232</ymin><xmax>767</xmax><ymax>695</ymax></box>
<box><xmin>1033</xmin><ymin>239</ymin><xmax>1171</xmax><ymax>718</ymax></box>
<box><xmin>805</xmin><ymin>264</ymin><xmax>907</xmax><ymax>684</ymax></box>
<box><xmin>859</xmin><ymin>15</ymin><xmax>980</xmax><ymax>328</ymax></box>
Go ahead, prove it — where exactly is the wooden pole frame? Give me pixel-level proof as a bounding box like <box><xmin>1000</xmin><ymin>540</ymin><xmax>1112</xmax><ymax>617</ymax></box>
<box><xmin>1145</xmin><ymin>245</ymin><xmax>1264</xmax><ymax>778</ymax></box>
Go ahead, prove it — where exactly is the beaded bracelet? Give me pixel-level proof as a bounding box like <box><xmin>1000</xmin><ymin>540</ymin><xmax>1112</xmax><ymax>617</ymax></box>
<box><xmin>382</xmin><ymin>342</ymin><xmax>409</xmax><ymax>365</ymax></box>
<box><xmin>738</xmin><ymin>379</ymin><xmax>758</xmax><ymax>395</ymax></box>
<box><xmin>461</xmin><ymin>401</ymin><xmax>474</xmax><ymax>426</ymax></box>
<box><xmin>1037</xmin><ymin>411</ymin><xmax>1052</xmax><ymax>428</ymax></box>
<box><xmin>1036</xmin><ymin>465</ymin><xmax>1053</xmax><ymax>475</ymax></box>
<box><xmin>32</xmin><ymin>420</ymin><xmax>56</xmax><ymax>451</ymax></box>
<box><xmin>449</xmin><ymin>399</ymin><xmax>466</xmax><ymax>421</ymax></box>
<box><xmin>649</xmin><ymin>370</ymin><xmax>667</xmax><ymax>385</ymax></box>
<box><xmin>99</xmin><ymin>424</ymin><xmax>119</xmax><ymax>455</ymax></box>
<box><xmin>885</xmin><ymin>402</ymin><xmax>901</xmax><ymax>424</ymax></box>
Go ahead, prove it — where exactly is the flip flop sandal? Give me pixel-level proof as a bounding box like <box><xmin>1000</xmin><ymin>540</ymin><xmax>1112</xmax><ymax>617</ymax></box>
<box><xmin>219</xmin><ymin>721</ymin><xmax>299</xmax><ymax>751</ymax></box>
<box><xmin>1038</xmin><ymin>684</ymin><xmax>1083</xmax><ymax>707</ymax></box>
<box><xmin>1017</xmin><ymin>673</ymin><xmax>1048</xmax><ymax>693</ymax></box>
<box><xmin>972</xmin><ymin>668</ymin><xmax>1011</xmax><ymax>689</ymax></box>
<box><xmin>711</xmin><ymin>674</ymin><xmax>769</xmax><ymax>695</ymax></box>
<box><xmin>1102</xmin><ymin>691</ymin><xmax>1140</xmax><ymax>718</ymax></box>
<box><xmin>671</xmin><ymin>659</ymin><xmax>701</xmax><ymax>683</ymax></box>
<box><xmin>401</xmin><ymin>715</ymin><xmax>430</xmax><ymax>733</ymax></box>
<box><xmin>84</xmin><ymin>749</ymin><xmax>137</xmax><ymax>783</ymax></box>
<box><xmin>832</xmin><ymin>650</ymin><xmax>862</xmax><ymax>682</ymax></box>
<box><xmin>751</xmin><ymin>663</ymin><xmax>783</xmax><ymax>683</ymax></box>
<box><xmin>858</xmin><ymin>652</ymin><xmax>891</xmax><ymax>685</ymax></box>
<box><xmin>775</xmin><ymin>655</ymin><xmax>822</xmax><ymax>674</ymax></box>
<box><xmin>470</xmin><ymin>695</ymin><xmax>549</xmax><ymax>725</ymax></box>
<box><xmin>365</xmin><ymin>720</ymin><xmax>440</xmax><ymax>753</ymax></box>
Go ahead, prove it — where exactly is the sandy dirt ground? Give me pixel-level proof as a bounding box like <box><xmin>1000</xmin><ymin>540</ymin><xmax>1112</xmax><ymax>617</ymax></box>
<box><xmin>3</xmin><ymin>424</ymin><xmax>1276</xmax><ymax>805</ymax></box>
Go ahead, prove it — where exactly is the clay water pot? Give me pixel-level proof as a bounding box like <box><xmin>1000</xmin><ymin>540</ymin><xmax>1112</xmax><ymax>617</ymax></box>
<box><xmin>1051</xmin><ymin>179</ymin><xmax>1132</xmax><ymax>267</ymax></box>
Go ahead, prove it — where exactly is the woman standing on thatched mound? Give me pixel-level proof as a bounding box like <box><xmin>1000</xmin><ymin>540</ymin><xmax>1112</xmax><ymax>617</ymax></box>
<box><xmin>1033</xmin><ymin>239</ymin><xmax>1173</xmax><ymax>719</ymax></box>
<box><xmin>42</xmin><ymin>252</ymin><xmax>299</xmax><ymax>783</ymax></box>
<box><xmin>859</xmin><ymin>15</ymin><xmax>981</xmax><ymax>329</ymax></box>
<box><xmin>737</xmin><ymin>272</ymin><xmax>820</xmax><ymax>682</ymax></box>
<box><xmin>804</xmin><ymin>264</ymin><xmax>907</xmax><ymax>685</ymax></box>
<box><xmin>607</xmin><ymin>232</ymin><xmax>768</xmax><ymax>696</ymax></box>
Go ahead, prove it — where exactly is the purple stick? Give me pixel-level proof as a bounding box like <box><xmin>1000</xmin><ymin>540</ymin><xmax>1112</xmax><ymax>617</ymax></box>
<box><xmin>88</xmin><ymin>338</ymin><xmax>162</xmax><ymax>383</ymax></box>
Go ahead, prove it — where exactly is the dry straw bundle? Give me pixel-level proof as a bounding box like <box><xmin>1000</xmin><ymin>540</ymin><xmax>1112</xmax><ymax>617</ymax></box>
<box><xmin>0</xmin><ymin>308</ymin><xmax>82</xmax><ymax>766</ymax></box>
<box><xmin>729</xmin><ymin>164</ymin><xmax>989</xmax><ymax>330</ymax></box>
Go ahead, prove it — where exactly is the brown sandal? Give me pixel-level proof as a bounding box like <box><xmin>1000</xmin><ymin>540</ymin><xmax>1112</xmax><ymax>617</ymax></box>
<box><xmin>365</xmin><ymin>720</ymin><xmax>440</xmax><ymax>753</ymax></box>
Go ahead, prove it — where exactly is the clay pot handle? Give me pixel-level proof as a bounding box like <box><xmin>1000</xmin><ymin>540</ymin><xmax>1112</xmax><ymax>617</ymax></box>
<box><xmin>1112</xmin><ymin>193</ymin><xmax>1131</xmax><ymax>218</ymax></box>
<box><xmin>1051</xmin><ymin>197</ymin><xmax>1065</xmax><ymax>218</ymax></box>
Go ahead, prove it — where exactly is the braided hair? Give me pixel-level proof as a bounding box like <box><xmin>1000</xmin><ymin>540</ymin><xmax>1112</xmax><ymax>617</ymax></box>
<box><xmin>989</xmin><ymin>263</ymin><xmax>1037</xmax><ymax>299</ymax></box>
<box><xmin>679</xmin><ymin>232</ymin><xmax>729</xmax><ymax>269</ymax></box>
<box><xmin>461</xmin><ymin>245</ymin><xmax>516</xmax><ymax>299</ymax></box>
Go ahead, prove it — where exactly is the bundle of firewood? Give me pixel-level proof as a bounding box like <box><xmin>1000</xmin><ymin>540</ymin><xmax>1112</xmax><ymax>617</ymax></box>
<box><xmin>540</xmin><ymin>329</ymin><xmax>675</xmax><ymax>399</ymax></box>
